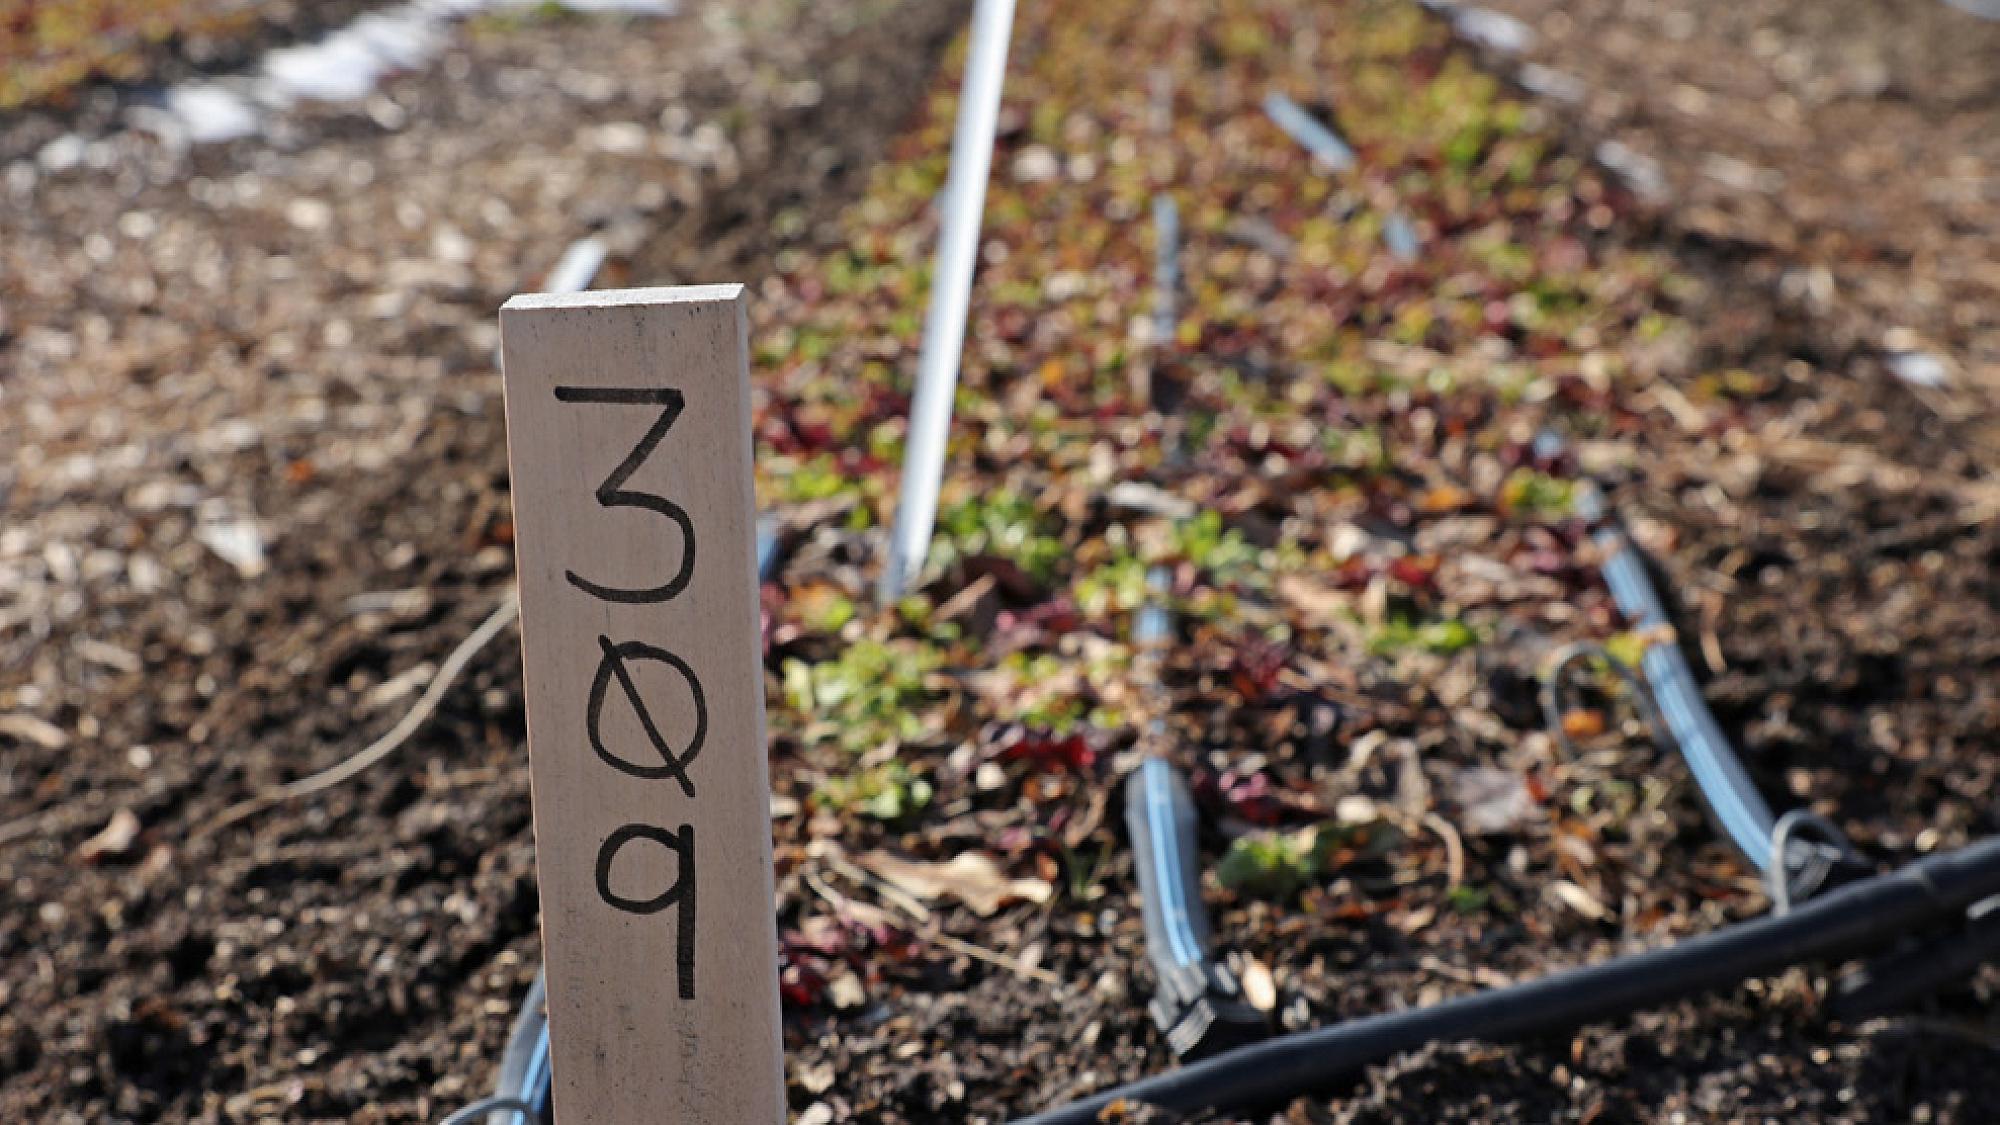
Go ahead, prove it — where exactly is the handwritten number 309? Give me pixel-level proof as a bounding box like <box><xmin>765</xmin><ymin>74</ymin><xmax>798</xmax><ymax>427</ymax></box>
<box><xmin>557</xmin><ymin>383</ymin><xmax>702</xmax><ymax>1001</ymax></box>
<box><xmin>552</xmin><ymin>386</ymin><xmax>696</xmax><ymax>603</ymax></box>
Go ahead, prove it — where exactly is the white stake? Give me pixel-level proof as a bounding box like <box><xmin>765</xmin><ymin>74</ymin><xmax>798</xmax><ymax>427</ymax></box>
<box><xmin>878</xmin><ymin>0</ymin><xmax>1018</xmax><ymax>602</ymax></box>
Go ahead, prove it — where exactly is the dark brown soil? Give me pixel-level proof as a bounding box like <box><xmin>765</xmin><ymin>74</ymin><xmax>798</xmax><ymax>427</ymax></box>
<box><xmin>1458</xmin><ymin>0</ymin><xmax>2000</xmax><ymax>456</ymax></box>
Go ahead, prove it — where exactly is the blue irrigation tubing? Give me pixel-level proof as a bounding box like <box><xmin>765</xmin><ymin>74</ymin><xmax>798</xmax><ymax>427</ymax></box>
<box><xmin>1262</xmin><ymin>93</ymin><xmax>1356</xmax><ymax>172</ymax></box>
<box><xmin>1135</xmin><ymin>759</ymin><xmax>1205</xmax><ymax>968</ymax></box>
<box><xmin>1572</xmin><ymin>483</ymin><xmax>1865</xmax><ymax>908</ymax></box>
<box><xmin>488</xmin><ymin>971</ymin><xmax>550</xmax><ymax>1125</ymax></box>
<box><xmin>1589</xmin><ymin>514</ymin><xmax>1778</xmax><ymax>864</ymax></box>
<box><xmin>1152</xmin><ymin>195</ymin><xmax>1180</xmax><ymax>348</ymax></box>
<box><xmin>1126</xmin><ymin>758</ymin><xmax>1270</xmax><ymax>1059</ymax></box>
<box><xmin>1569</xmin><ymin>484</ymin><xmax>1771</xmax><ymax>860</ymax></box>
<box><xmin>1382</xmin><ymin>210</ymin><xmax>1420</xmax><ymax>264</ymax></box>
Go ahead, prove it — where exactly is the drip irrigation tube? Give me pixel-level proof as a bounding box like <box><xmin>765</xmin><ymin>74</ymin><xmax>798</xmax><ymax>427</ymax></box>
<box><xmin>1013</xmin><ymin>833</ymin><xmax>2000</xmax><ymax>1125</ymax></box>
<box><xmin>1569</xmin><ymin>485</ymin><xmax>1863</xmax><ymax>906</ymax></box>
<box><xmin>1126</xmin><ymin>759</ymin><xmax>1269</xmax><ymax>1059</ymax></box>
<box><xmin>1579</xmin><ymin>488</ymin><xmax>1775</xmax><ymax>864</ymax></box>
<box><xmin>489</xmin><ymin>970</ymin><xmax>551</xmax><ymax>1124</ymax></box>
<box><xmin>1131</xmin><ymin>760</ymin><xmax>1207</xmax><ymax>970</ymax></box>
<box><xmin>1262</xmin><ymin>93</ymin><xmax>1355</xmax><ymax>172</ymax></box>
<box><xmin>1152</xmin><ymin>195</ymin><xmax>1179</xmax><ymax>348</ymax></box>
<box><xmin>1117</xmin><ymin>206</ymin><xmax>1266</xmax><ymax>1060</ymax></box>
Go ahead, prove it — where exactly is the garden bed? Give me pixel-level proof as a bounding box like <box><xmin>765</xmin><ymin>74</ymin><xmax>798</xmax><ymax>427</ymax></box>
<box><xmin>2</xmin><ymin>0</ymin><xmax>1997</xmax><ymax>1121</ymax></box>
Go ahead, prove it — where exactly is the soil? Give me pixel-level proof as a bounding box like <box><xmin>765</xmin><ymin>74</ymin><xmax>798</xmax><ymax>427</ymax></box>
<box><xmin>1452</xmin><ymin>0</ymin><xmax>2000</xmax><ymax>454</ymax></box>
<box><xmin>2</xmin><ymin>0</ymin><xmax>1998</xmax><ymax>1123</ymax></box>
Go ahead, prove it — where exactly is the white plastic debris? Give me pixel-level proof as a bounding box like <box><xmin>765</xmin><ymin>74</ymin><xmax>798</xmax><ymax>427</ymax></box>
<box><xmin>263</xmin><ymin>32</ymin><xmax>397</xmax><ymax>103</ymax></box>
<box><xmin>195</xmin><ymin>510</ymin><xmax>269</xmax><ymax>579</ymax></box>
<box><xmin>162</xmin><ymin>85</ymin><xmax>261</xmax><ymax>143</ymax></box>
<box><xmin>1596</xmin><ymin>140</ymin><xmax>1668</xmax><ymax>201</ymax></box>
<box><xmin>146</xmin><ymin>0</ymin><xmax>677</xmax><ymax>146</ymax></box>
<box><xmin>544</xmin><ymin>237</ymin><xmax>609</xmax><ymax>294</ymax></box>
<box><xmin>1886</xmin><ymin>351</ymin><xmax>1951</xmax><ymax>389</ymax></box>
<box><xmin>1453</xmin><ymin>7</ymin><xmax>1535</xmax><ymax>55</ymax></box>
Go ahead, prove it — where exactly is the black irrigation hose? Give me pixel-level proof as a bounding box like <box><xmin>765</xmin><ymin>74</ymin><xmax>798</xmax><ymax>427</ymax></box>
<box><xmin>1832</xmin><ymin>905</ymin><xmax>2000</xmax><ymax>1022</ymax></box>
<box><xmin>1013</xmin><ymin>833</ymin><xmax>2000</xmax><ymax>1125</ymax></box>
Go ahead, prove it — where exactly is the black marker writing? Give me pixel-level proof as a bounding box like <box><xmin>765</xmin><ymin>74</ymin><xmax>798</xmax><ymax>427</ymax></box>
<box><xmin>556</xmin><ymin>382</ymin><xmax>705</xmax><ymax>1005</ymax></box>
<box><xmin>553</xmin><ymin>385</ymin><xmax>696</xmax><ymax>604</ymax></box>
<box><xmin>585</xmin><ymin>635</ymin><xmax>707</xmax><ymax>797</ymax></box>
<box><xmin>594</xmin><ymin>823</ymin><xmax>696</xmax><ymax>1000</ymax></box>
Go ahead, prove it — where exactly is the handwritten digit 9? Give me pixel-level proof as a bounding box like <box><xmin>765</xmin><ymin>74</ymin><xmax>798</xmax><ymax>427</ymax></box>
<box><xmin>594</xmin><ymin>823</ymin><xmax>697</xmax><ymax>1000</ymax></box>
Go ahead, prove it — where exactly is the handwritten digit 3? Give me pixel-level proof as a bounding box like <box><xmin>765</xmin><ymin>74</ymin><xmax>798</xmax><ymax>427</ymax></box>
<box><xmin>586</xmin><ymin>635</ymin><xmax>707</xmax><ymax>797</ymax></box>
<box><xmin>553</xmin><ymin>385</ymin><xmax>696</xmax><ymax>604</ymax></box>
<box><xmin>595</xmin><ymin>823</ymin><xmax>697</xmax><ymax>1000</ymax></box>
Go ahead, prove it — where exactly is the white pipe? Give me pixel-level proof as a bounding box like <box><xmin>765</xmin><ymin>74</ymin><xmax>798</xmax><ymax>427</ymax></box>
<box><xmin>878</xmin><ymin>0</ymin><xmax>1018</xmax><ymax>602</ymax></box>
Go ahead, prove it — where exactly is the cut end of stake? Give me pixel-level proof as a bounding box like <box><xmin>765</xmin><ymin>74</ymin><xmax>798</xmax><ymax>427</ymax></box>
<box><xmin>503</xmin><ymin>282</ymin><xmax>744</xmax><ymax>313</ymax></box>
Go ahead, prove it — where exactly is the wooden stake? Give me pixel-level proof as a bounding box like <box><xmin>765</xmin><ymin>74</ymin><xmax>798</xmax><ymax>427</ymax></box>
<box><xmin>499</xmin><ymin>286</ymin><xmax>782</xmax><ymax>1125</ymax></box>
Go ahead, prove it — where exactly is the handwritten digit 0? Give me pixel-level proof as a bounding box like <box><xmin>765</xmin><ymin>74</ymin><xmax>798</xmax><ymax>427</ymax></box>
<box><xmin>595</xmin><ymin>823</ymin><xmax>697</xmax><ymax>1000</ymax></box>
<box><xmin>585</xmin><ymin>636</ymin><xmax>707</xmax><ymax>797</ymax></box>
<box><xmin>553</xmin><ymin>386</ymin><xmax>696</xmax><ymax>604</ymax></box>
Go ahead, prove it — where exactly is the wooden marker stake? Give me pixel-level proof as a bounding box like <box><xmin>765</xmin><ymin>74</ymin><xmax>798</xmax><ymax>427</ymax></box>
<box><xmin>499</xmin><ymin>286</ymin><xmax>782</xmax><ymax>1124</ymax></box>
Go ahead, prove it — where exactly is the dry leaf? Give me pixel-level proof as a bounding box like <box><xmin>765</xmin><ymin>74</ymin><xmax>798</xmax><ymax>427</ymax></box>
<box><xmin>1548</xmin><ymin>879</ymin><xmax>1610</xmax><ymax>922</ymax></box>
<box><xmin>826</xmin><ymin>970</ymin><xmax>867</xmax><ymax>1010</ymax></box>
<box><xmin>1277</xmin><ymin>574</ymin><xmax>1350</xmax><ymax>624</ymax></box>
<box><xmin>858</xmin><ymin>850</ymin><xmax>1052</xmax><ymax>917</ymax></box>
<box><xmin>933</xmin><ymin>574</ymin><xmax>1000</xmax><ymax>633</ymax></box>
<box><xmin>1453</xmin><ymin>766</ymin><xmax>1535</xmax><ymax>835</ymax></box>
<box><xmin>1560</xmin><ymin>709</ymin><xmax>1607</xmax><ymax>739</ymax></box>
<box><xmin>76</xmin><ymin>809</ymin><xmax>142</xmax><ymax>863</ymax></box>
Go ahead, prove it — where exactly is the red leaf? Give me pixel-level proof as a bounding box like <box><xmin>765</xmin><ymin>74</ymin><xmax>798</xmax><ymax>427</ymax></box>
<box><xmin>998</xmin><ymin>729</ymin><xmax>1097</xmax><ymax>773</ymax></box>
